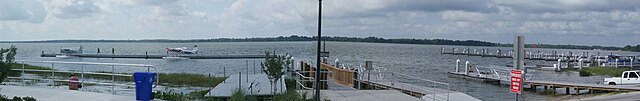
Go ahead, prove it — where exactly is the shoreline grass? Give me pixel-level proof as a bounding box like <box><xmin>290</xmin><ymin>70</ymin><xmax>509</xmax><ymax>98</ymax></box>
<box><xmin>579</xmin><ymin>66</ymin><xmax>631</xmax><ymax>77</ymax></box>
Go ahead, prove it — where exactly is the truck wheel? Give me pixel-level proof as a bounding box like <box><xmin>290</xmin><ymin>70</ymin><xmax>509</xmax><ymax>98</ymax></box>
<box><xmin>608</xmin><ymin>82</ymin><xmax>616</xmax><ymax>85</ymax></box>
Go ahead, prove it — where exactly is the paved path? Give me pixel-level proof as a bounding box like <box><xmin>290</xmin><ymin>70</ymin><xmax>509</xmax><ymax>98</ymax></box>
<box><xmin>568</xmin><ymin>91</ymin><xmax>640</xmax><ymax>101</ymax></box>
<box><xmin>0</xmin><ymin>85</ymin><xmax>141</xmax><ymax>101</ymax></box>
<box><xmin>327</xmin><ymin>79</ymin><xmax>356</xmax><ymax>90</ymax></box>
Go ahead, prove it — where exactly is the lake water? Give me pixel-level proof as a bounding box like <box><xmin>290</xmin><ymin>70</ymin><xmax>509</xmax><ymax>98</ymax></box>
<box><xmin>2</xmin><ymin>42</ymin><xmax>638</xmax><ymax>100</ymax></box>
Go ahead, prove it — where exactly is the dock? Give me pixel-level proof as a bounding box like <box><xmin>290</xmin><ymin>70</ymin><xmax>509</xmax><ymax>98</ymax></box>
<box><xmin>439</xmin><ymin>47</ymin><xmax>634</xmax><ymax>62</ymax></box>
<box><xmin>296</xmin><ymin>61</ymin><xmax>481</xmax><ymax>101</ymax></box>
<box><xmin>448</xmin><ymin>70</ymin><xmax>640</xmax><ymax>94</ymax></box>
<box><xmin>41</xmin><ymin>53</ymin><xmax>266</xmax><ymax>59</ymax></box>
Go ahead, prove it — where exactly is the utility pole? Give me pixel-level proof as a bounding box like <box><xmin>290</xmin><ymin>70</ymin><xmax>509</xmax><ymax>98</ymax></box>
<box><xmin>315</xmin><ymin>0</ymin><xmax>323</xmax><ymax>101</ymax></box>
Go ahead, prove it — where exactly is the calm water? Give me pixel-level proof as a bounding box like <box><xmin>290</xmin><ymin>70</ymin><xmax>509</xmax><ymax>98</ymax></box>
<box><xmin>1</xmin><ymin>42</ymin><xmax>638</xmax><ymax>100</ymax></box>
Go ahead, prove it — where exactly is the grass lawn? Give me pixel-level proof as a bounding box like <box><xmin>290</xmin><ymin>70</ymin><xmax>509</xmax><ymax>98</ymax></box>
<box><xmin>579</xmin><ymin>66</ymin><xmax>631</xmax><ymax>77</ymax></box>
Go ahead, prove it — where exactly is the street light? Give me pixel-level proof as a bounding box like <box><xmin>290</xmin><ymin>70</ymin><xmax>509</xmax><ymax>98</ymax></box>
<box><xmin>315</xmin><ymin>0</ymin><xmax>322</xmax><ymax>101</ymax></box>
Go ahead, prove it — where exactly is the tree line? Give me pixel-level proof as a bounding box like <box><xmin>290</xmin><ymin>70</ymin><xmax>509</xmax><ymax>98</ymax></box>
<box><xmin>622</xmin><ymin>45</ymin><xmax>640</xmax><ymax>52</ymax></box>
<box><xmin>0</xmin><ymin>35</ymin><xmax>635</xmax><ymax>51</ymax></box>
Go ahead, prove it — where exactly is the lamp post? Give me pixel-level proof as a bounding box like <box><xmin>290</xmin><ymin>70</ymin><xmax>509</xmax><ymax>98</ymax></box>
<box><xmin>315</xmin><ymin>0</ymin><xmax>322</xmax><ymax>101</ymax></box>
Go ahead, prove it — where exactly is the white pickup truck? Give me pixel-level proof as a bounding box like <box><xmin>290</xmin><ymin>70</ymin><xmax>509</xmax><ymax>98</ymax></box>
<box><xmin>604</xmin><ymin>71</ymin><xmax>640</xmax><ymax>85</ymax></box>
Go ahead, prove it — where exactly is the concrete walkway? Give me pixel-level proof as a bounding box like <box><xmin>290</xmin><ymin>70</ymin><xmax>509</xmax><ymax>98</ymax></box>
<box><xmin>0</xmin><ymin>85</ymin><xmax>139</xmax><ymax>101</ymax></box>
<box><xmin>568</xmin><ymin>91</ymin><xmax>640</xmax><ymax>101</ymax></box>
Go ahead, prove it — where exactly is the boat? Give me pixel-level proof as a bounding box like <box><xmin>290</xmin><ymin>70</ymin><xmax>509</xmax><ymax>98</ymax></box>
<box><xmin>55</xmin><ymin>54</ymin><xmax>75</xmax><ymax>59</ymax></box>
<box><xmin>162</xmin><ymin>56</ymin><xmax>190</xmax><ymax>60</ymax></box>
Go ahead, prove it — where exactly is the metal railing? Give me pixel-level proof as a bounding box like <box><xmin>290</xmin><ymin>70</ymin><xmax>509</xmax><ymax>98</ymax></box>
<box><xmin>9</xmin><ymin>60</ymin><xmax>158</xmax><ymax>94</ymax></box>
<box><xmin>293</xmin><ymin>71</ymin><xmax>333</xmax><ymax>90</ymax></box>
<box><xmin>391</xmin><ymin>72</ymin><xmax>450</xmax><ymax>101</ymax></box>
<box><xmin>473</xmin><ymin>66</ymin><xmax>536</xmax><ymax>81</ymax></box>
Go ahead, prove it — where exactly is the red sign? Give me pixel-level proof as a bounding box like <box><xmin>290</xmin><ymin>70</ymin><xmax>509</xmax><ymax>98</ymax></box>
<box><xmin>510</xmin><ymin>70</ymin><xmax>523</xmax><ymax>94</ymax></box>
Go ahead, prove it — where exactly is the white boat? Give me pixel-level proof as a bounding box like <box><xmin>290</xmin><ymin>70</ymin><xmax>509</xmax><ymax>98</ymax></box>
<box><xmin>55</xmin><ymin>54</ymin><xmax>75</xmax><ymax>59</ymax></box>
<box><xmin>162</xmin><ymin>56</ymin><xmax>190</xmax><ymax>60</ymax></box>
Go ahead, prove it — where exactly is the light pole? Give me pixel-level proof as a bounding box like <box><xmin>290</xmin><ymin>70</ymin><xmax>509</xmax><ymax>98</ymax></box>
<box><xmin>315</xmin><ymin>0</ymin><xmax>322</xmax><ymax>101</ymax></box>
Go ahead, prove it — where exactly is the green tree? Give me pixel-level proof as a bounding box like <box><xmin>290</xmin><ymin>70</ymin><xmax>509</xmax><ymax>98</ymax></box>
<box><xmin>0</xmin><ymin>45</ymin><xmax>17</xmax><ymax>83</ymax></box>
<box><xmin>261</xmin><ymin>51</ymin><xmax>291</xmax><ymax>95</ymax></box>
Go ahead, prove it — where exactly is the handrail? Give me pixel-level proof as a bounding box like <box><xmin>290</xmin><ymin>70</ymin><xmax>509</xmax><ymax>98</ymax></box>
<box><xmin>474</xmin><ymin>66</ymin><xmax>482</xmax><ymax>77</ymax></box>
<box><xmin>392</xmin><ymin>72</ymin><xmax>449</xmax><ymax>85</ymax></box>
<box><xmin>293</xmin><ymin>71</ymin><xmax>331</xmax><ymax>90</ymax></box>
<box><xmin>11</xmin><ymin>69</ymin><xmax>133</xmax><ymax>77</ymax></box>
<box><xmin>15</xmin><ymin>60</ymin><xmax>154</xmax><ymax>67</ymax></box>
<box><xmin>11</xmin><ymin>60</ymin><xmax>157</xmax><ymax>94</ymax></box>
<box><xmin>491</xmin><ymin>68</ymin><xmax>500</xmax><ymax>79</ymax></box>
<box><xmin>391</xmin><ymin>72</ymin><xmax>450</xmax><ymax>101</ymax></box>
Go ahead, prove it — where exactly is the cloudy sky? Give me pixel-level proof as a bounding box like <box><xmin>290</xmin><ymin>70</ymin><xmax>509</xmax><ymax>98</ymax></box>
<box><xmin>0</xmin><ymin>0</ymin><xmax>639</xmax><ymax>46</ymax></box>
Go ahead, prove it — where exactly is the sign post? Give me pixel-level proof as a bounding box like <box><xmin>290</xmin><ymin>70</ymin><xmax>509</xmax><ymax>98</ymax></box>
<box><xmin>512</xmin><ymin>35</ymin><xmax>525</xmax><ymax>101</ymax></box>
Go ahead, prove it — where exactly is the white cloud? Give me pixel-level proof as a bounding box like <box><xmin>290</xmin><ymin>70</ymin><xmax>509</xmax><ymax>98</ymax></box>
<box><xmin>441</xmin><ymin>11</ymin><xmax>486</xmax><ymax>22</ymax></box>
<box><xmin>0</xmin><ymin>0</ymin><xmax>47</xmax><ymax>23</ymax></box>
<box><xmin>43</xmin><ymin>0</ymin><xmax>102</xmax><ymax>19</ymax></box>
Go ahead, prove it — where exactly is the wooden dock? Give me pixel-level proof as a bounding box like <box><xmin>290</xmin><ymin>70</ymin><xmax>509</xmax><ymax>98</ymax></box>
<box><xmin>41</xmin><ymin>53</ymin><xmax>266</xmax><ymax>59</ymax></box>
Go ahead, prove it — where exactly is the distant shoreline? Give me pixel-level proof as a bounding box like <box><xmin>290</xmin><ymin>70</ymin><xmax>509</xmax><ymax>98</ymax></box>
<box><xmin>0</xmin><ymin>35</ymin><xmax>637</xmax><ymax>52</ymax></box>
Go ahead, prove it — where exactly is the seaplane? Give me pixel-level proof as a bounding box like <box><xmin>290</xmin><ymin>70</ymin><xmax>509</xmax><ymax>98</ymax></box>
<box><xmin>56</xmin><ymin>46</ymin><xmax>83</xmax><ymax>59</ymax></box>
<box><xmin>165</xmin><ymin>45</ymin><xmax>199</xmax><ymax>54</ymax></box>
<box><xmin>163</xmin><ymin>45</ymin><xmax>199</xmax><ymax>60</ymax></box>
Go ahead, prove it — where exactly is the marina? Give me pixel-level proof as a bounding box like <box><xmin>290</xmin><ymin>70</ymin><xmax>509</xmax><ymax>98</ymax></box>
<box><xmin>441</xmin><ymin>47</ymin><xmax>640</xmax><ymax>68</ymax></box>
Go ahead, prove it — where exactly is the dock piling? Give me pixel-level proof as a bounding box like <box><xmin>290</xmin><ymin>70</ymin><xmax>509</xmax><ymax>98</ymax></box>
<box><xmin>455</xmin><ymin>59</ymin><xmax>460</xmax><ymax>72</ymax></box>
<box><xmin>557</xmin><ymin>59</ymin><xmax>562</xmax><ymax>71</ymax></box>
<box><xmin>465</xmin><ymin>61</ymin><xmax>469</xmax><ymax>75</ymax></box>
<box><xmin>615</xmin><ymin>59</ymin><xmax>619</xmax><ymax>68</ymax></box>
<box><xmin>578</xmin><ymin>59</ymin><xmax>583</xmax><ymax>69</ymax></box>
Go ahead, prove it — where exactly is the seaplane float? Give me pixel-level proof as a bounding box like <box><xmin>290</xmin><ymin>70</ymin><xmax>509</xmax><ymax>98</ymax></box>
<box><xmin>163</xmin><ymin>45</ymin><xmax>199</xmax><ymax>60</ymax></box>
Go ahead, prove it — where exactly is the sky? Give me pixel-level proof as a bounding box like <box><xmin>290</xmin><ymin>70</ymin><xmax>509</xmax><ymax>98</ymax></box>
<box><xmin>0</xmin><ymin>0</ymin><xmax>639</xmax><ymax>46</ymax></box>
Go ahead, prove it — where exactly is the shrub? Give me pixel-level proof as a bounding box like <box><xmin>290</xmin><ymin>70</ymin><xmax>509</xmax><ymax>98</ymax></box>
<box><xmin>579</xmin><ymin>69</ymin><xmax>592</xmax><ymax>77</ymax></box>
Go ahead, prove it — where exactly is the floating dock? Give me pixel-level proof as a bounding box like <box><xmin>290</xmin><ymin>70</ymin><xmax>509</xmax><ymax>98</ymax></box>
<box><xmin>439</xmin><ymin>47</ymin><xmax>628</xmax><ymax>62</ymax></box>
<box><xmin>41</xmin><ymin>53</ymin><xmax>266</xmax><ymax>59</ymax></box>
<box><xmin>448</xmin><ymin>71</ymin><xmax>640</xmax><ymax>94</ymax></box>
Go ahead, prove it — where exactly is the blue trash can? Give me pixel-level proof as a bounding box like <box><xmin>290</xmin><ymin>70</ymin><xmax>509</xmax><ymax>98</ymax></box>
<box><xmin>133</xmin><ymin>72</ymin><xmax>156</xmax><ymax>101</ymax></box>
